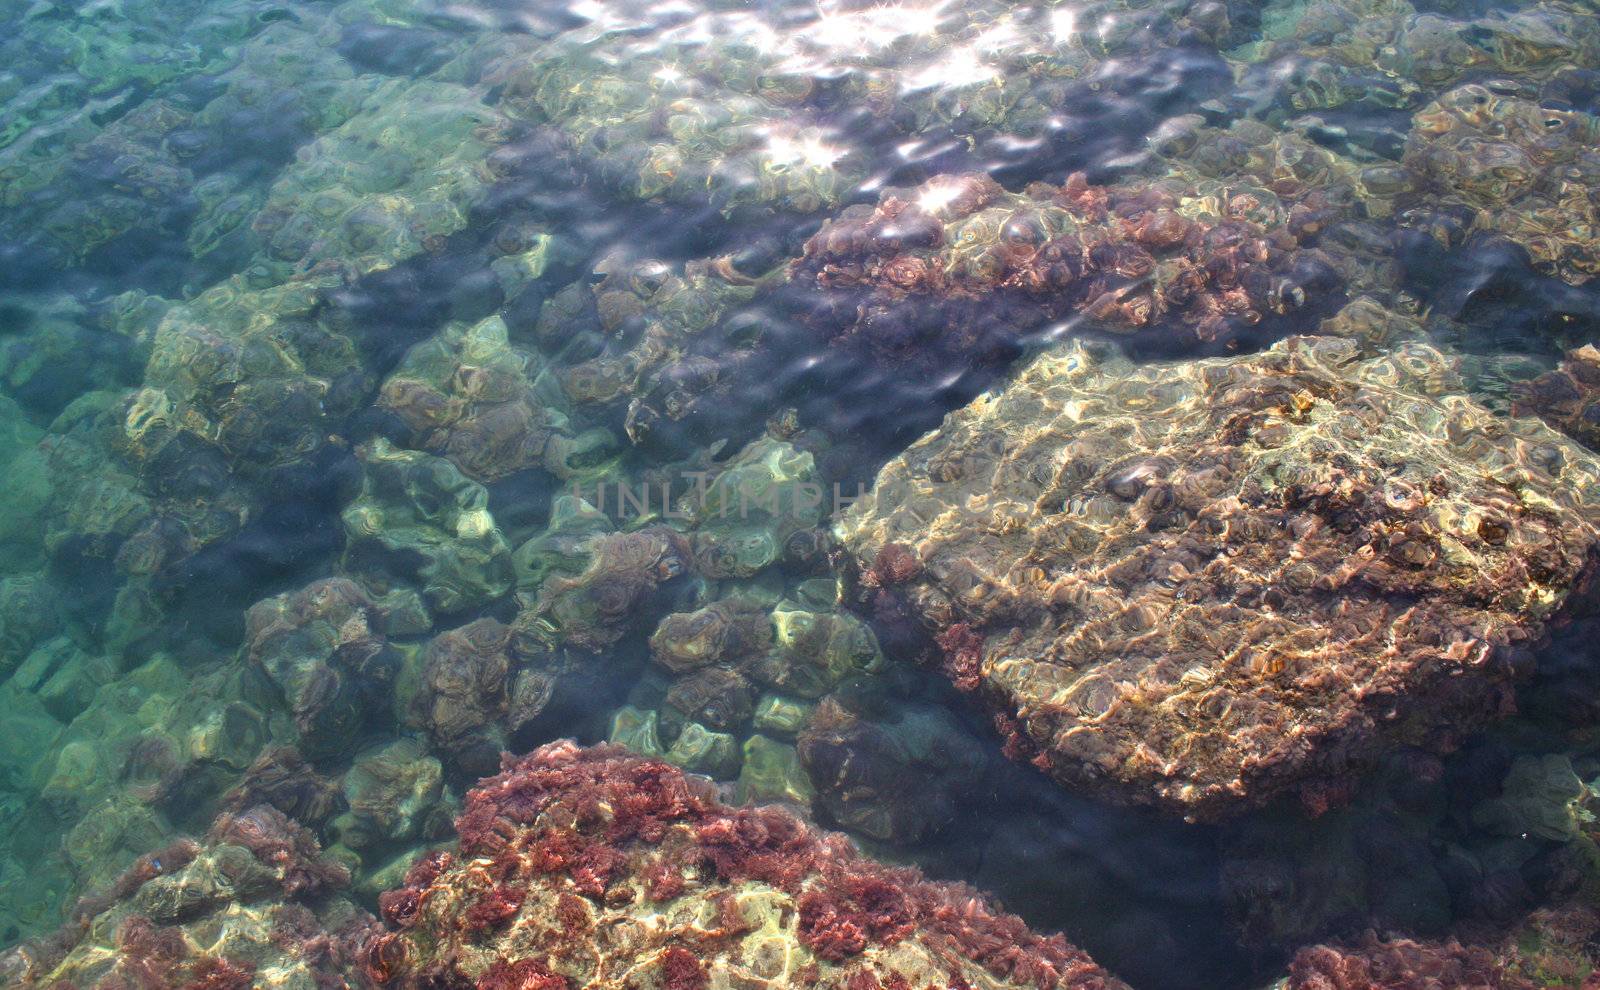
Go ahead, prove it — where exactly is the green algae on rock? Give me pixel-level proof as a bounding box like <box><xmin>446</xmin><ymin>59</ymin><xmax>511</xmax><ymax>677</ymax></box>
<box><xmin>342</xmin><ymin>440</ymin><xmax>515</xmax><ymax>615</ymax></box>
<box><xmin>838</xmin><ymin>335</ymin><xmax>1600</xmax><ymax>819</ymax></box>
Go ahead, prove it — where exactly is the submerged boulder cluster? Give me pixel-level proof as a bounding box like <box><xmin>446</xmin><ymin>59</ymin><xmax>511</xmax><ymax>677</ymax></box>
<box><xmin>5</xmin><ymin>0</ymin><xmax>1600</xmax><ymax>984</ymax></box>
<box><xmin>3</xmin><ymin>742</ymin><xmax>1125</xmax><ymax>990</ymax></box>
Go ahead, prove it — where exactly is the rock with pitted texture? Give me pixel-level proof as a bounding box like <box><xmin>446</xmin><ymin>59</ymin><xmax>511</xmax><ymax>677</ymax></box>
<box><xmin>837</xmin><ymin>334</ymin><xmax>1600</xmax><ymax>819</ymax></box>
<box><xmin>353</xmin><ymin>740</ymin><xmax>1128</xmax><ymax>990</ymax></box>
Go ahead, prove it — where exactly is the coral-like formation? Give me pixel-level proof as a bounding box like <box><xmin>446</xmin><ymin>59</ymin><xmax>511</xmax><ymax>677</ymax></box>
<box><xmin>355</xmin><ymin>740</ymin><xmax>1128</xmax><ymax>989</ymax></box>
<box><xmin>485</xmin><ymin>40</ymin><xmax>860</xmax><ymax>216</ymax></box>
<box><xmin>838</xmin><ymin>335</ymin><xmax>1600</xmax><ymax>818</ymax></box>
<box><xmin>0</xmin><ymin>649</ymin><xmax>295</xmax><ymax>936</ymax></box>
<box><xmin>478</xmin><ymin>0</ymin><xmax>1242</xmax><ymax>223</ymax></box>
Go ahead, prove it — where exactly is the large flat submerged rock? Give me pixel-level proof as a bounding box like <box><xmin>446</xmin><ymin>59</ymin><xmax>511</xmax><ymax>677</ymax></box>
<box><xmin>838</xmin><ymin>336</ymin><xmax>1600</xmax><ymax>819</ymax></box>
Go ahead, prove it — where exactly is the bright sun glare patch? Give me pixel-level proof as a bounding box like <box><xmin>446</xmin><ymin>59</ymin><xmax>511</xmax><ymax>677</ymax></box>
<box><xmin>904</xmin><ymin>46</ymin><xmax>995</xmax><ymax>92</ymax></box>
<box><xmin>916</xmin><ymin>177</ymin><xmax>965</xmax><ymax>213</ymax></box>
<box><xmin>765</xmin><ymin>132</ymin><xmax>845</xmax><ymax>169</ymax></box>
<box><xmin>1050</xmin><ymin>7</ymin><xmax>1079</xmax><ymax>42</ymax></box>
<box><xmin>808</xmin><ymin>0</ymin><xmax>950</xmax><ymax>53</ymax></box>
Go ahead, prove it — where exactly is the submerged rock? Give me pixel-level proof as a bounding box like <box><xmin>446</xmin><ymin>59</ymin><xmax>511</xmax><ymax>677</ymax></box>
<box><xmin>516</xmin><ymin>524</ymin><xmax>691</xmax><ymax>654</ymax></box>
<box><xmin>1237</xmin><ymin>0</ymin><xmax>1600</xmax><ymax>115</ymax></box>
<box><xmin>220</xmin><ymin>745</ymin><xmax>343</xmax><ymax>827</ymax></box>
<box><xmin>407</xmin><ymin>616</ymin><xmax>567</xmax><ymax>776</ymax></box>
<box><xmin>353</xmin><ymin>740</ymin><xmax>1129</xmax><ymax>990</ymax></box>
<box><xmin>798</xmin><ymin>696</ymin><xmax>987</xmax><ymax>843</ymax></box>
<box><xmin>838</xmin><ymin>335</ymin><xmax>1600</xmax><ymax>819</ymax></box>
<box><xmin>792</xmin><ymin>170</ymin><xmax>1340</xmax><ymax>373</ymax></box>
<box><xmin>1274</xmin><ymin>903</ymin><xmax>1600</xmax><ymax>989</ymax></box>
<box><xmin>1403</xmin><ymin>84</ymin><xmax>1600</xmax><ymax>286</ymax></box>
<box><xmin>334</xmin><ymin>738</ymin><xmax>444</xmax><ymax>848</ymax></box>
<box><xmin>379</xmin><ymin>314</ymin><xmax>612</xmax><ymax>484</ymax></box>
<box><xmin>3</xmin><ymin>804</ymin><xmax>368</xmax><ymax>989</ymax></box>
<box><xmin>1515</xmin><ymin>346</ymin><xmax>1600</xmax><ymax>452</ymax></box>
<box><xmin>251</xmin><ymin>75</ymin><xmax>508</xmax><ymax>281</ymax></box>
<box><xmin>536</xmin><ymin>254</ymin><xmax>764</xmax><ymax>451</ymax></box>
<box><xmin>244</xmin><ymin>577</ymin><xmax>399</xmax><ymax>756</ymax></box>
<box><xmin>341</xmin><ymin>440</ymin><xmax>515</xmax><ymax>615</ymax></box>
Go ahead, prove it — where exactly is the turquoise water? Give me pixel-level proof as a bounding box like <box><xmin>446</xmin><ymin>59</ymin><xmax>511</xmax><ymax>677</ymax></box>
<box><xmin>3</xmin><ymin>0</ymin><xmax>1600</xmax><ymax>986</ymax></box>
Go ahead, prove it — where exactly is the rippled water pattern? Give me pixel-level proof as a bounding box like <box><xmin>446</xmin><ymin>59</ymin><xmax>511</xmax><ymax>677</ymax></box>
<box><xmin>2</xmin><ymin>0</ymin><xmax>1600</xmax><ymax>986</ymax></box>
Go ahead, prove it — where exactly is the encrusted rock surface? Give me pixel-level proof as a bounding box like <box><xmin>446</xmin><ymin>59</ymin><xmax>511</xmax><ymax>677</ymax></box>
<box><xmin>792</xmin><ymin>171</ymin><xmax>1341</xmax><ymax>371</ymax></box>
<box><xmin>1274</xmin><ymin>904</ymin><xmax>1600</xmax><ymax>989</ymax></box>
<box><xmin>838</xmin><ymin>334</ymin><xmax>1600</xmax><ymax>818</ymax></box>
<box><xmin>2</xmin><ymin>804</ymin><xmax>368</xmax><ymax>989</ymax></box>
<box><xmin>356</xmin><ymin>740</ymin><xmax>1128</xmax><ymax>989</ymax></box>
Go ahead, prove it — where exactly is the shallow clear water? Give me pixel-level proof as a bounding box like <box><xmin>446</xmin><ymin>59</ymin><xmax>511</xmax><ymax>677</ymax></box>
<box><xmin>3</xmin><ymin>0</ymin><xmax>1600</xmax><ymax>986</ymax></box>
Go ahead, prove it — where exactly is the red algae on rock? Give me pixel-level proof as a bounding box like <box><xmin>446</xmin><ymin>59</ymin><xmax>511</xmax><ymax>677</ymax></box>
<box><xmin>2</xmin><ymin>803</ymin><xmax>370</xmax><ymax>989</ymax></box>
<box><xmin>356</xmin><ymin>740</ymin><xmax>1128</xmax><ymax>990</ymax></box>
<box><xmin>790</xmin><ymin>171</ymin><xmax>1341</xmax><ymax>375</ymax></box>
<box><xmin>1279</xmin><ymin>904</ymin><xmax>1600</xmax><ymax>990</ymax></box>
